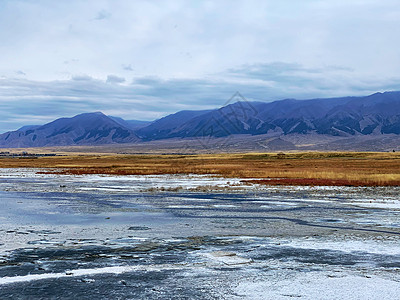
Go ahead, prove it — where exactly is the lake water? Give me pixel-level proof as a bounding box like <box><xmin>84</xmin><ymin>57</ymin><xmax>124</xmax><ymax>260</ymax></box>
<box><xmin>1</xmin><ymin>169</ymin><xmax>400</xmax><ymax>299</ymax></box>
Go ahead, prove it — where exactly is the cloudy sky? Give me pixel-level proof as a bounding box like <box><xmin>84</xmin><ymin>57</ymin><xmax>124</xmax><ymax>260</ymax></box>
<box><xmin>1</xmin><ymin>0</ymin><xmax>400</xmax><ymax>132</ymax></box>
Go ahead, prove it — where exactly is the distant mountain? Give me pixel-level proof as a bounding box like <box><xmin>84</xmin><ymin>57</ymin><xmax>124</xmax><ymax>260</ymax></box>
<box><xmin>136</xmin><ymin>109</ymin><xmax>213</xmax><ymax>140</ymax></box>
<box><xmin>0</xmin><ymin>112</ymin><xmax>139</xmax><ymax>147</ymax></box>
<box><xmin>2</xmin><ymin>91</ymin><xmax>400</xmax><ymax>148</ymax></box>
<box><xmin>137</xmin><ymin>91</ymin><xmax>400</xmax><ymax>140</ymax></box>
<box><xmin>108</xmin><ymin>116</ymin><xmax>151</xmax><ymax>130</ymax></box>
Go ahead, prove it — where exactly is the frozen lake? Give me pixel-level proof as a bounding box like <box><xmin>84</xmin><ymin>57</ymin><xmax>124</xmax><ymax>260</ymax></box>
<box><xmin>1</xmin><ymin>169</ymin><xmax>400</xmax><ymax>299</ymax></box>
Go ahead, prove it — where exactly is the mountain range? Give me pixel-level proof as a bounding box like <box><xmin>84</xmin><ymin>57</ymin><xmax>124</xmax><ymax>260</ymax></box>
<box><xmin>2</xmin><ymin>91</ymin><xmax>400</xmax><ymax>149</ymax></box>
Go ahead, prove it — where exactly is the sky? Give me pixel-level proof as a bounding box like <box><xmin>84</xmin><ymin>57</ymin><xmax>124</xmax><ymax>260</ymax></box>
<box><xmin>1</xmin><ymin>0</ymin><xmax>400</xmax><ymax>132</ymax></box>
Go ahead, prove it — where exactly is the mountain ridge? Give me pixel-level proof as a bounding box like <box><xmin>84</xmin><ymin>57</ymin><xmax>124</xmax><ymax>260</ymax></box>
<box><xmin>0</xmin><ymin>112</ymin><xmax>139</xmax><ymax>147</ymax></box>
<box><xmin>2</xmin><ymin>91</ymin><xmax>400</xmax><ymax>148</ymax></box>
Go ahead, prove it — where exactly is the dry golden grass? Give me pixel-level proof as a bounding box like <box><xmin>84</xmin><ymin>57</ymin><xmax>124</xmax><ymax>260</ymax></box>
<box><xmin>1</xmin><ymin>151</ymin><xmax>400</xmax><ymax>186</ymax></box>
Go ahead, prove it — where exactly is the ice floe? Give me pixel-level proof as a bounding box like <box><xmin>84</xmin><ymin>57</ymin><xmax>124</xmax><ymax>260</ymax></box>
<box><xmin>235</xmin><ymin>273</ymin><xmax>400</xmax><ymax>300</ymax></box>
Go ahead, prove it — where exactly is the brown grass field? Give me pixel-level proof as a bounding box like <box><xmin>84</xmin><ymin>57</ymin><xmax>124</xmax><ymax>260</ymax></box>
<box><xmin>1</xmin><ymin>151</ymin><xmax>400</xmax><ymax>186</ymax></box>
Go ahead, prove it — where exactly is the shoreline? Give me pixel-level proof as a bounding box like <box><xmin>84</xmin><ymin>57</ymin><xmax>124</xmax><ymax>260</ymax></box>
<box><xmin>1</xmin><ymin>151</ymin><xmax>400</xmax><ymax>187</ymax></box>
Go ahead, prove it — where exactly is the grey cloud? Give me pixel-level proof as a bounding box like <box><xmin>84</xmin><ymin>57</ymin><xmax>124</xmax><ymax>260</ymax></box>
<box><xmin>1</xmin><ymin>62</ymin><xmax>400</xmax><ymax>133</ymax></box>
<box><xmin>122</xmin><ymin>64</ymin><xmax>133</xmax><ymax>71</ymax></box>
<box><xmin>64</xmin><ymin>59</ymin><xmax>79</xmax><ymax>65</ymax></box>
<box><xmin>227</xmin><ymin>63</ymin><xmax>352</xmax><ymax>81</ymax></box>
<box><xmin>71</xmin><ymin>75</ymin><xmax>94</xmax><ymax>81</ymax></box>
<box><xmin>106</xmin><ymin>75</ymin><xmax>125</xmax><ymax>84</ymax></box>
<box><xmin>94</xmin><ymin>10</ymin><xmax>111</xmax><ymax>21</ymax></box>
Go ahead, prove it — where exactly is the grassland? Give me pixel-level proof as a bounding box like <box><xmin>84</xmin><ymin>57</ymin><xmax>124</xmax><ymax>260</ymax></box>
<box><xmin>1</xmin><ymin>151</ymin><xmax>400</xmax><ymax>186</ymax></box>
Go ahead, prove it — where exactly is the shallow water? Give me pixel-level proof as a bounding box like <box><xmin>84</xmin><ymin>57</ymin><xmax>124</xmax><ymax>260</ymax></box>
<box><xmin>1</xmin><ymin>169</ymin><xmax>400</xmax><ymax>299</ymax></box>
